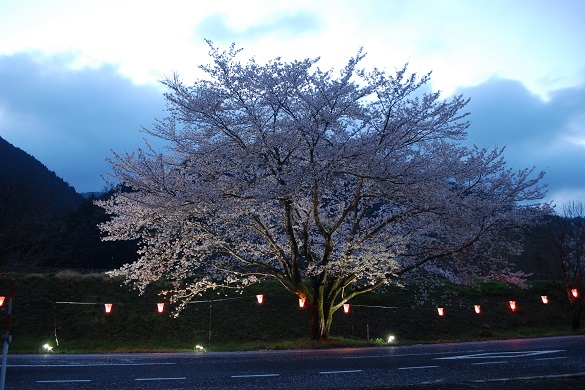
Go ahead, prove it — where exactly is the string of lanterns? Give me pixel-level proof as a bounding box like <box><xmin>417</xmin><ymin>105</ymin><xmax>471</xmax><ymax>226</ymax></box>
<box><xmin>435</xmin><ymin>289</ymin><xmax>579</xmax><ymax>316</ymax></box>
<box><xmin>0</xmin><ymin>288</ymin><xmax>579</xmax><ymax>315</ymax></box>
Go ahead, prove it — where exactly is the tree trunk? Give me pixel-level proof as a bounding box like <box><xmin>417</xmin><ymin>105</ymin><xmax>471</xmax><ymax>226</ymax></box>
<box><xmin>307</xmin><ymin>299</ymin><xmax>333</xmax><ymax>339</ymax></box>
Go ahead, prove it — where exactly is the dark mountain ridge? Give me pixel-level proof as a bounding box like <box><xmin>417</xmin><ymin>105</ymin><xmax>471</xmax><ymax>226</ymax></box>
<box><xmin>0</xmin><ymin>135</ymin><xmax>82</xmax><ymax>213</ymax></box>
<box><xmin>1</xmin><ymin>136</ymin><xmax>137</xmax><ymax>272</ymax></box>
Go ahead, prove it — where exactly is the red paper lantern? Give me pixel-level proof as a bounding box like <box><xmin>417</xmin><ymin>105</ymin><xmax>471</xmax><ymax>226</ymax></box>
<box><xmin>299</xmin><ymin>297</ymin><xmax>306</xmax><ymax>308</ymax></box>
<box><xmin>541</xmin><ymin>295</ymin><xmax>549</xmax><ymax>304</ymax></box>
<box><xmin>509</xmin><ymin>301</ymin><xmax>517</xmax><ymax>311</ymax></box>
<box><xmin>437</xmin><ymin>307</ymin><xmax>444</xmax><ymax>316</ymax></box>
<box><xmin>0</xmin><ymin>296</ymin><xmax>4</xmax><ymax>306</ymax></box>
<box><xmin>474</xmin><ymin>305</ymin><xmax>481</xmax><ymax>314</ymax></box>
<box><xmin>571</xmin><ymin>289</ymin><xmax>579</xmax><ymax>298</ymax></box>
<box><xmin>104</xmin><ymin>303</ymin><xmax>113</xmax><ymax>314</ymax></box>
<box><xmin>157</xmin><ymin>303</ymin><xmax>165</xmax><ymax>313</ymax></box>
<box><xmin>256</xmin><ymin>294</ymin><xmax>264</xmax><ymax>304</ymax></box>
<box><xmin>343</xmin><ymin>303</ymin><xmax>350</xmax><ymax>314</ymax></box>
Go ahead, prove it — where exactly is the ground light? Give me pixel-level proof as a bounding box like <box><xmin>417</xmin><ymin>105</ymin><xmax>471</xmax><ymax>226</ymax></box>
<box><xmin>42</xmin><ymin>344</ymin><xmax>53</xmax><ymax>352</ymax></box>
<box><xmin>387</xmin><ymin>335</ymin><xmax>396</xmax><ymax>343</ymax></box>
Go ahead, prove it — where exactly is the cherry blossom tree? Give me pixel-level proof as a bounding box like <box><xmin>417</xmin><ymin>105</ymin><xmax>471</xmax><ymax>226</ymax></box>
<box><xmin>545</xmin><ymin>201</ymin><xmax>585</xmax><ymax>329</ymax></box>
<box><xmin>97</xmin><ymin>42</ymin><xmax>548</xmax><ymax>339</ymax></box>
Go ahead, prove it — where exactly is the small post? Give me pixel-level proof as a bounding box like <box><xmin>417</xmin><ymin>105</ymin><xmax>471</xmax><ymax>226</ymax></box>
<box><xmin>208</xmin><ymin>302</ymin><xmax>212</xmax><ymax>342</ymax></box>
<box><xmin>366</xmin><ymin>323</ymin><xmax>370</xmax><ymax>342</ymax></box>
<box><xmin>1</xmin><ymin>280</ymin><xmax>15</xmax><ymax>390</ymax></box>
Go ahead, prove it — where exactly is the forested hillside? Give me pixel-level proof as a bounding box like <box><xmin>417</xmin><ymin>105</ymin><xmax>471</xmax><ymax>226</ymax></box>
<box><xmin>0</xmin><ymin>136</ymin><xmax>136</xmax><ymax>272</ymax></box>
<box><xmin>0</xmin><ymin>136</ymin><xmax>82</xmax><ymax>213</ymax></box>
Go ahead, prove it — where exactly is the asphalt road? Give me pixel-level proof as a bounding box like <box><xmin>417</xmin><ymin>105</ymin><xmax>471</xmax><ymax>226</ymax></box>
<box><xmin>4</xmin><ymin>335</ymin><xmax>585</xmax><ymax>389</ymax></box>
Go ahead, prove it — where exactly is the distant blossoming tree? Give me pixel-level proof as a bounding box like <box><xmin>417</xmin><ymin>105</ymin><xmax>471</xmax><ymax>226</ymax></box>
<box><xmin>97</xmin><ymin>42</ymin><xmax>548</xmax><ymax>339</ymax></box>
<box><xmin>545</xmin><ymin>201</ymin><xmax>585</xmax><ymax>329</ymax></box>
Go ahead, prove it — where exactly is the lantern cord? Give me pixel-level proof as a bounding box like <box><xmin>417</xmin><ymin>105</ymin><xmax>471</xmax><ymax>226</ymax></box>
<box><xmin>351</xmin><ymin>304</ymin><xmax>398</xmax><ymax>309</ymax></box>
<box><xmin>186</xmin><ymin>296</ymin><xmax>250</xmax><ymax>304</ymax></box>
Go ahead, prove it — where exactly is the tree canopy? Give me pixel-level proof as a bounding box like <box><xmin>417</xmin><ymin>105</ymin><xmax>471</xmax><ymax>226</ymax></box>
<box><xmin>543</xmin><ymin>201</ymin><xmax>585</xmax><ymax>329</ymax></box>
<box><xmin>98</xmin><ymin>43</ymin><xmax>549</xmax><ymax>338</ymax></box>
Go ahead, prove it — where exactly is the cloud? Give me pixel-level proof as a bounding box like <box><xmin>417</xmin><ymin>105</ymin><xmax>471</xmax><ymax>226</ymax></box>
<box><xmin>458</xmin><ymin>78</ymin><xmax>585</xmax><ymax>205</ymax></box>
<box><xmin>196</xmin><ymin>10</ymin><xmax>321</xmax><ymax>43</ymax></box>
<box><xmin>1</xmin><ymin>51</ymin><xmax>583</xmax><ymax>206</ymax></box>
<box><xmin>0</xmin><ymin>53</ymin><xmax>166</xmax><ymax>192</ymax></box>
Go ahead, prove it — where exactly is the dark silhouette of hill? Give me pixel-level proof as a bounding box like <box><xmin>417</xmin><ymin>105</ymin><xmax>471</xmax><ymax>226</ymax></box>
<box><xmin>1</xmin><ymin>136</ymin><xmax>82</xmax><ymax>272</ymax></box>
<box><xmin>0</xmin><ymin>136</ymin><xmax>138</xmax><ymax>271</ymax></box>
<box><xmin>54</xmin><ymin>192</ymin><xmax>138</xmax><ymax>270</ymax></box>
<box><xmin>0</xmin><ymin>136</ymin><xmax>82</xmax><ymax>214</ymax></box>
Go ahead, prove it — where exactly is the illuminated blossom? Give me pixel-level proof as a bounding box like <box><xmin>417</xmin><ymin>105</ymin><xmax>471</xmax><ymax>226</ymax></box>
<box><xmin>98</xmin><ymin>42</ymin><xmax>548</xmax><ymax>339</ymax></box>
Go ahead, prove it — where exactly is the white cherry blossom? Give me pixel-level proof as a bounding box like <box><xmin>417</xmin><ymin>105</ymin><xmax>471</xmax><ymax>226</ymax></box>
<box><xmin>97</xmin><ymin>42</ymin><xmax>549</xmax><ymax>339</ymax></box>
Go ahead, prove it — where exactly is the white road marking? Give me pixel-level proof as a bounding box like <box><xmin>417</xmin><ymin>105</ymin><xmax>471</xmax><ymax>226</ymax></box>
<box><xmin>231</xmin><ymin>374</ymin><xmax>280</xmax><ymax>378</ymax></box>
<box><xmin>435</xmin><ymin>350</ymin><xmax>565</xmax><ymax>360</ymax></box>
<box><xmin>398</xmin><ymin>365</ymin><xmax>440</xmax><ymax>370</ymax></box>
<box><xmin>420</xmin><ymin>379</ymin><xmax>445</xmax><ymax>384</ymax></box>
<box><xmin>534</xmin><ymin>356</ymin><xmax>568</xmax><ymax>361</ymax></box>
<box><xmin>319</xmin><ymin>370</ymin><xmax>363</xmax><ymax>374</ymax></box>
<box><xmin>135</xmin><ymin>377</ymin><xmax>186</xmax><ymax>381</ymax></box>
<box><xmin>471</xmin><ymin>361</ymin><xmax>508</xmax><ymax>365</ymax></box>
<box><xmin>11</xmin><ymin>362</ymin><xmax>175</xmax><ymax>367</ymax></box>
<box><xmin>343</xmin><ymin>349</ymin><xmax>487</xmax><ymax>359</ymax></box>
<box><xmin>471</xmin><ymin>372</ymin><xmax>585</xmax><ymax>383</ymax></box>
<box><xmin>37</xmin><ymin>380</ymin><xmax>91</xmax><ymax>383</ymax></box>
